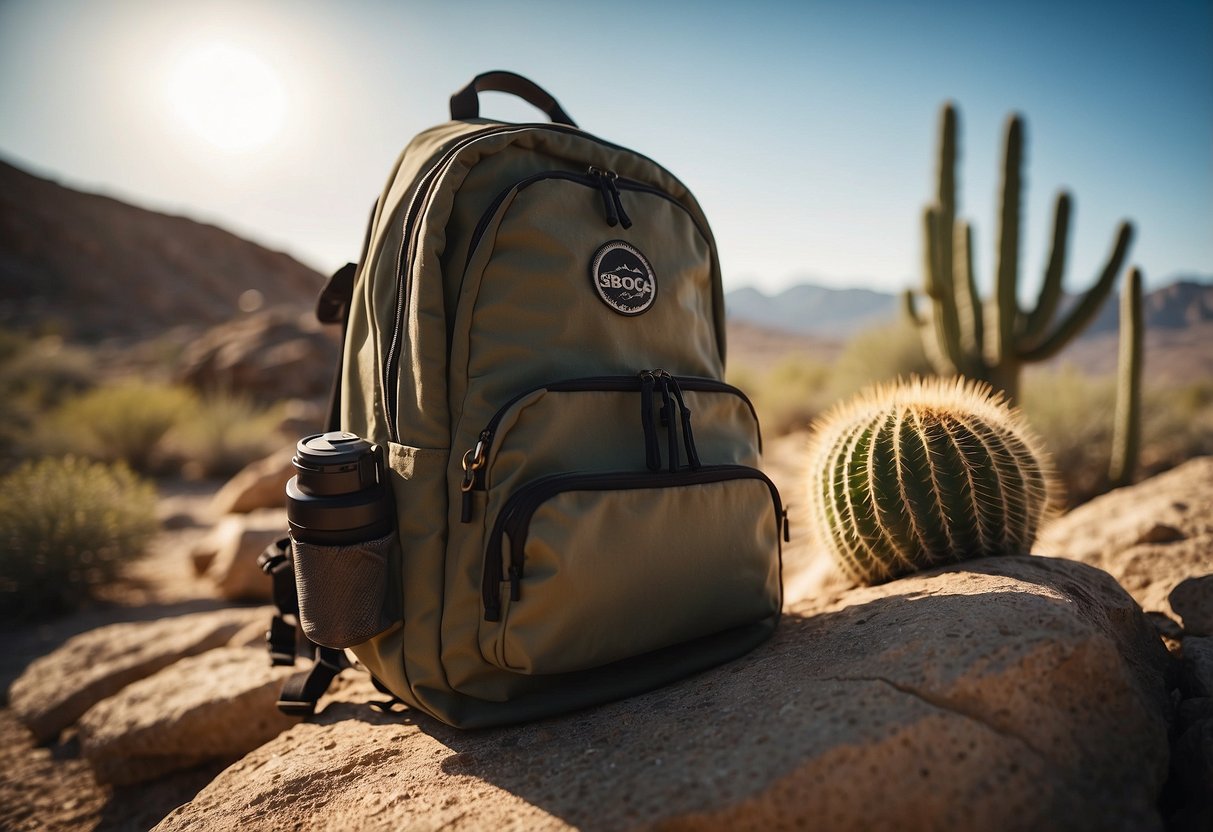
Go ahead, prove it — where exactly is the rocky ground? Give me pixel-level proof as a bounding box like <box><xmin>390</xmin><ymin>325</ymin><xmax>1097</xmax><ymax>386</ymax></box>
<box><xmin>1</xmin><ymin>439</ymin><xmax>1210</xmax><ymax>831</ymax></box>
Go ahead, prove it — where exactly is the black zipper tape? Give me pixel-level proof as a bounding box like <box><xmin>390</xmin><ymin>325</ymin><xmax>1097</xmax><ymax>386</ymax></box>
<box><xmin>458</xmin><ymin>372</ymin><xmax>757</xmax><ymax>524</ymax></box>
<box><xmin>481</xmin><ymin>464</ymin><xmax>783</xmax><ymax>621</ymax></box>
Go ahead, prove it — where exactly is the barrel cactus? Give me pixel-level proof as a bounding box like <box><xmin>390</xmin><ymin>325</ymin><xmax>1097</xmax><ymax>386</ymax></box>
<box><xmin>806</xmin><ymin>377</ymin><xmax>1056</xmax><ymax>585</ymax></box>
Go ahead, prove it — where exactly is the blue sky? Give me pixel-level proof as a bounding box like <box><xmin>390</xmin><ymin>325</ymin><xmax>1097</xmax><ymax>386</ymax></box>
<box><xmin>0</xmin><ymin>0</ymin><xmax>1209</xmax><ymax>297</ymax></box>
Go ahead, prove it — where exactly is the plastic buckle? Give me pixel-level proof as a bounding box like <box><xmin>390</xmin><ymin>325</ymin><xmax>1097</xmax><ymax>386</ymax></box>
<box><xmin>275</xmin><ymin>698</ymin><xmax>317</xmax><ymax>718</ymax></box>
<box><xmin>266</xmin><ymin>615</ymin><xmax>297</xmax><ymax>666</ymax></box>
<box><xmin>257</xmin><ymin>538</ymin><xmax>291</xmax><ymax>574</ymax></box>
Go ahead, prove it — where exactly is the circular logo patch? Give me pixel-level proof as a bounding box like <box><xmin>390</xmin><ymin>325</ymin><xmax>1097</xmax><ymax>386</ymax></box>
<box><xmin>590</xmin><ymin>240</ymin><xmax>657</xmax><ymax>316</ymax></box>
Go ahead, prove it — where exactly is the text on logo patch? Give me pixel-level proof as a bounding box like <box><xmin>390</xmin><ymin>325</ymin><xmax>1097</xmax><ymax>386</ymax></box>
<box><xmin>590</xmin><ymin>240</ymin><xmax>657</xmax><ymax>316</ymax></box>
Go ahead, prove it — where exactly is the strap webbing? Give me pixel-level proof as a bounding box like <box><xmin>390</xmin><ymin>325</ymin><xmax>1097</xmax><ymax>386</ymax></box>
<box><xmin>276</xmin><ymin>646</ymin><xmax>348</xmax><ymax>717</ymax></box>
<box><xmin>257</xmin><ymin>537</ymin><xmax>299</xmax><ymax>666</ymax></box>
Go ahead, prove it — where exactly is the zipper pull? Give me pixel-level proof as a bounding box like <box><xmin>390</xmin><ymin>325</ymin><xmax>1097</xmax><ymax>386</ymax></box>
<box><xmin>605</xmin><ymin>172</ymin><xmax>633</xmax><ymax>229</ymax></box>
<box><xmin>657</xmin><ymin>372</ymin><xmax>680</xmax><ymax>473</ymax></box>
<box><xmin>640</xmin><ymin>370</ymin><xmax>661</xmax><ymax>471</ymax></box>
<box><xmin>665</xmin><ymin>374</ymin><xmax>702</xmax><ymax>470</ymax></box>
<box><xmin>459</xmin><ymin>435</ymin><xmax>488</xmax><ymax>523</ymax></box>
<box><xmin>589</xmin><ymin>166</ymin><xmax>619</xmax><ymax>227</ymax></box>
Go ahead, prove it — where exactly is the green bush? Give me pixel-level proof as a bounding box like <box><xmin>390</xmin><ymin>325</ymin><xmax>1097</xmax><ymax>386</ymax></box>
<box><xmin>45</xmin><ymin>381</ymin><xmax>194</xmax><ymax>473</ymax></box>
<box><xmin>42</xmin><ymin>381</ymin><xmax>285</xmax><ymax>478</ymax></box>
<box><xmin>0</xmin><ymin>335</ymin><xmax>99</xmax><ymax>464</ymax></box>
<box><xmin>0</xmin><ymin>457</ymin><xmax>158</xmax><ymax>618</ymax></box>
<box><xmin>828</xmin><ymin>318</ymin><xmax>934</xmax><ymax>400</ymax></box>
<box><xmin>163</xmin><ymin>391</ymin><xmax>284</xmax><ymax>478</ymax></box>
<box><xmin>1021</xmin><ymin>368</ymin><xmax>1213</xmax><ymax>505</ymax></box>
<box><xmin>1020</xmin><ymin>368</ymin><xmax>1115</xmax><ymax>504</ymax></box>
<box><xmin>727</xmin><ymin>354</ymin><xmax>833</xmax><ymax>435</ymax></box>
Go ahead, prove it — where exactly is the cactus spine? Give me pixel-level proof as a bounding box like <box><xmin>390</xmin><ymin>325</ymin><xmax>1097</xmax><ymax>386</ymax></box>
<box><xmin>1109</xmin><ymin>267</ymin><xmax>1144</xmax><ymax>487</ymax></box>
<box><xmin>807</xmin><ymin>377</ymin><xmax>1055</xmax><ymax>585</ymax></box>
<box><xmin>905</xmin><ymin>102</ymin><xmax>1135</xmax><ymax>402</ymax></box>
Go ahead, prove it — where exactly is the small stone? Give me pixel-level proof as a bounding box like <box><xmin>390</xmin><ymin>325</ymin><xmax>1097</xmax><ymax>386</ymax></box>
<box><xmin>1181</xmin><ymin>637</ymin><xmax>1213</xmax><ymax>698</ymax></box>
<box><xmin>1171</xmin><ymin>575</ymin><xmax>1213</xmax><ymax>637</ymax></box>
<box><xmin>1135</xmin><ymin>523</ymin><xmax>1186</xmax><ymax>545</ymax></box>
<box><xmin>1145</xmin><ymin>610</ymin><xmax>1184</xmax><ymax>641</ymax></box>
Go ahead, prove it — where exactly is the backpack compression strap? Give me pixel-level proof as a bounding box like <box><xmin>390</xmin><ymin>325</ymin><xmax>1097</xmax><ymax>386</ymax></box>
<box><xmin>258</xmin><ymin>537</ymin><xmax>349</xmax><ymax>717</ymax></box>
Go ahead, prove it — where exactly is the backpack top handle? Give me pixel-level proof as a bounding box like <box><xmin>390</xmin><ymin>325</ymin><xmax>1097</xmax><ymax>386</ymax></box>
<box><xmin>449</xmin><ymin>70</ymin><xmax>577</xmax><ymax>127</ymax></box>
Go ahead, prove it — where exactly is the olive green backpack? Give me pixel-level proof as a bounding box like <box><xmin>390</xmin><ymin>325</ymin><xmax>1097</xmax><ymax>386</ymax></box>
<box><xmin>263</xmin><ymin>71</ymin><xmax>785</xmax><ymax>728</ymax></box>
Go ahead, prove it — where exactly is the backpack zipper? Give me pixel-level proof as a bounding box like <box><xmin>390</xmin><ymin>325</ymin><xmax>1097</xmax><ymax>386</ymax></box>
<box><xmin>481</xmin><ymin>465</ymin><xmax>784</xmax><ymax>621</ymax></box>
<box><xmin>382</xmin><ymin>123</ymin><xmax>708</xmax><ymax>443</ymax></box>
<box><xmin>461</xmin><ymin>169</ymin><xmax>710</xmax><ymax>279</ymax></box>
<box><xmin>459</xmin><ymin>373</ymin><xmax>761</xmax><ymax>522</ymax></box>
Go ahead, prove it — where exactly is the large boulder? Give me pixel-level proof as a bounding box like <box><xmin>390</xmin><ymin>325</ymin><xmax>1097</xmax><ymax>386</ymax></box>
<box><xmin>198</xmin><ymin>512</ymin><xmax>286</xmax><ymax>602</ymax></box>
<box><xmin>77</xmin><ymin>647</ymin><xmax>302</xmax><ymax>785</ymax></box>
<box><xmin>1037</xmin><ymin>456</ymin><xmax>1213</xmax><ymax>626</ymax></box>
<box><xmin>176</xmin><ymin>309</ymin><xmax>337</xmax><ymax>403</ymax></box>
<box><xmin>210</xmin><ymin>450</ymin><xmax>295</xmax><ymax>515</ymax></box>
<box><xmin>8</xmin><ymin>607</ymin><xmax>270</xmax><ymax>743</ymax></box>
<box><xmin>155</xmin><ymin>556</ymin><xmax>1171</xmax><ymax>832</ymax></box>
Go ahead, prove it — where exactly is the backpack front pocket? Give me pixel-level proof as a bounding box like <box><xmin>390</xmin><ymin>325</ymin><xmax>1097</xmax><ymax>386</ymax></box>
<box><xmin>478</xmin><ymin>466</ymin><xmax>783</xmax><ymax>675</ymax></box>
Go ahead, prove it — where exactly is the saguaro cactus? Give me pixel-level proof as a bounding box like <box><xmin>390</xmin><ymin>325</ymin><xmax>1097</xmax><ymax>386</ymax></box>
<box><xmin>905</xmin><ymin>103</ymin><xmax>1135</xmax><ymax>403</ymax></box>
<box><xmin>1109</xmin><ymin>266</ymin><xmax>1144</xmax><ymax>487</ymax></box>
<box><xmin>806</xmin><ymin>377</ymin><xmax>1056</xmax><ymax>585</ymax></box>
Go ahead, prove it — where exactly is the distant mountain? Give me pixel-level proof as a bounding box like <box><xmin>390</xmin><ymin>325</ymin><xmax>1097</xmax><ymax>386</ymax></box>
<box><xmin>725</xmin><ymin>284</ymin><xmax>897</xmax><ymax>339</ymax></box>
<box><xmin>1084</xmin><ymin>278</ymin><xmax>1213</xmax><ymax>335</ymax></box>
<box><xmin>0</xmin><ymin>160</ymin><xmax>323</xmax><ymax>341</ymax></box>
<box><xmin>727</xmin><ymin>276</ymin><xmax>1213</xmax><ymax>342</ymax></box>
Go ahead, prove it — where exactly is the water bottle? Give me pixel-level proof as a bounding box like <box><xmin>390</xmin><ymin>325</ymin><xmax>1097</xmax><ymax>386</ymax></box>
<box><xmin>285</xmin><ymin>432</ymin><xmax>394</xmax><ymax>546</ymax></box>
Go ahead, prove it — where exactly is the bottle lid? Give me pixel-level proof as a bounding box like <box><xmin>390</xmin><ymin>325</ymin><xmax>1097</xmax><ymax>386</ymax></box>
<box><xmin>295</xmin><ymin>432</ymin><xmax>376</xmax><ymax>468</ymax></box>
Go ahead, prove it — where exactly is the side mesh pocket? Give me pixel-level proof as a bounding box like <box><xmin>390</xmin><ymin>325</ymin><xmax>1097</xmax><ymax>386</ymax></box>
<box><xmin>292</xmin><ymin>531</ymin><xmax>399</xmax><ymax>649</ymax></box>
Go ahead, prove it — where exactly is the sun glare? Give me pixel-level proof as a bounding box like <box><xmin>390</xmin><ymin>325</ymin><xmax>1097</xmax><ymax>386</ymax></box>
<box><xmin>164</xmin><ymin>42</ymin><xmax>286</xmax><ymax>153</ymax></box>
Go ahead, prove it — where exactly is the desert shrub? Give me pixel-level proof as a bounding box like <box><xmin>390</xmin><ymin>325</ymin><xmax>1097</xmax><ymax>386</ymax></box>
<box><xmin>45</xmin><ymin>381</ymin><xmax>194</xmax><ymax>473</ymax></box>
<box><xmin>163</xmin><ymin>390</ymin><xmax>285</xmax><ymax>478</ymax></box>
<box><xmin>1137</xmin><ymin>382</ymin><xmax>1213</xmax><ymax>479</ymax></box>
<box><xmin>0</xmin><ymin>457</ymin><xmax>158</xmax><ymax>618</ymax></box>
<box><xmin>1021</xmin><ymin>369</ymin><xmax>1213</xmax><ymax>505</ymax></box>
<box><xmin>0</xmin><ymin>335</ymin><xmax>100</xmax><ymax>464</ymax></box>
<box><xmin>0</xmin><ymin>335</ymin><xmax>97</xmax><ymax>409</ymax></box>
<box><xmin>828</xmin><ymin>318</ymin><xmax>934</xmax><ymax>399</ymax></box>
<box><xmin>42</xmin><ymin>381</ymin><xmax>286</xmax><ymax>478</ymax></box>
<box><xmin>727</xmin><ymin>354</ymin><xmax>833</xmax><ymax>435</ymax></box>
<box><xmin>1019</xmin><ymin>368</ymin><xmax>1115</xmax><ymax>504</ymax></box>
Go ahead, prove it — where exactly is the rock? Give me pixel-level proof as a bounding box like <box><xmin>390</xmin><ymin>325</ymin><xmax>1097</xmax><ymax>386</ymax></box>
<box><xmin>191</xmin><ymin>542</ymin><xmax>218</xmax><ymax>576</ymax></box>
<box><xmin>8</xmin><ymin>608</ymin><xmax>270</xmax><ymax>743</ymax></box>
<box><xmin>227</xmin><ymin>617</ymin><xmax>272</xmax><ymax>650</ymax></box>
<box><xmin>155</xmin><ymin>557</ymin><xmax>1170</xmax><ymax>831</ymax></box>
<box><xmin>77</xmin><ymin>647</ymin><xmax>302</xmax><ymax>785</ymax></box>
<box><xmin>1136</xmin><ymin>523</ymin><xmax>1186</xmax><ymax>545</ymax></box>
<box><xmin>1171</xmin><ymin>575</ymin><xmax>1213</xmax><ymax>637</ymax></box>
<box><xmin>210</xmin><ymin>450</ymin><xmax>294</xmax><ymax>515</ymax></box>
<box><xmin>1037</xmin><ymin>456</ymin><xmax>1213</xmax><ymax>624</ymax></box>
<box><xmin>1180</xmin><ymin>637</ymin><xmax>1213</xmax><ymax>698</ymax></box>
<box><xmin>202</xmin><ymin>511</ymin><xmax>286</xmax><ymax>602</ymax></box>
<box><xmin>1169</xmin><ymin>717</ymin><xmax>1213</xmax><ymax>830</ymax></box>
<box><xmin>177</xmin><ymin>309</ymin><xmax>337</xmax><ymax>403</ymax></box>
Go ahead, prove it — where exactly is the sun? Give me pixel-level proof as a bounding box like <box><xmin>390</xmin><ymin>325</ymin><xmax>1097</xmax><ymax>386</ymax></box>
<box><xmin>164</xmin><ymin>42</ymin><xmax>286</xmax><ymax>153</ymax></box>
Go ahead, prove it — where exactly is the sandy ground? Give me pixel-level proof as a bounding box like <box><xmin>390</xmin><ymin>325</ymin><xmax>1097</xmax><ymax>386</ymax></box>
<box><xmin>0</xmin><ymin>478</ymin><xmax>235</xmax><ymax>832</ymax></box>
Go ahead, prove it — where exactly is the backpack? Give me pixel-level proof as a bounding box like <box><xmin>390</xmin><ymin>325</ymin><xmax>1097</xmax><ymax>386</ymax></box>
<box><xmin>261</xmin><ymin>71</ymin><xmax>786</xmax><ymax>728</ymax></box>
